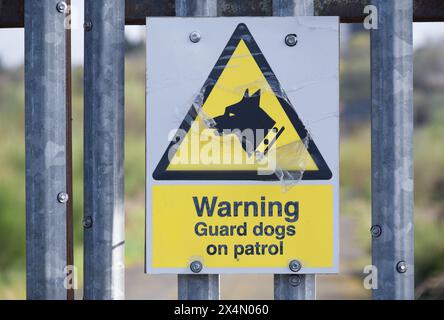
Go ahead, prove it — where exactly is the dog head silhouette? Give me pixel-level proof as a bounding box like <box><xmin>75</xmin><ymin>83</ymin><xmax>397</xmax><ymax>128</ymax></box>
<box><xmin>212</xmin><ymin>89</ymin><xmax>276</xmax><ymax>155</ymax></box>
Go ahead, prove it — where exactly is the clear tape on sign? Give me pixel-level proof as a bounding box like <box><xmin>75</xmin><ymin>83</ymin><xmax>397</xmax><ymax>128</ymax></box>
<box><xmin>170</xmin><ymin>47</ymin><xmax>318</xmax><ymax>190</ymax></box>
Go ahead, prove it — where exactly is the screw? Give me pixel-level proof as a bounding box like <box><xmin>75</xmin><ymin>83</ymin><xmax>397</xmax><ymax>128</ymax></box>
<box><xmin>189</xmin><ymin>31</ymin><xmax>201</xmax><ymax>43</ymax></box>
<box><xmin>289</xmin><ymin>275</ymin><xmax>302</xmax><ymax>287</ymax></box>
<box><xmin>83</xmin><ymin>21</ymin><xmax>93</xmax><ymax>32</ymax></box>
<box><xmin>370</xmin><ymin>225</ymin><xmax>382</xmax><ymax>238</ymax></box>
<box><xmin>396</xmin><ymin>261</ymin><xmax>407</xmax><ymax>273</ymax></box>
<box><xmin>285</xmin><ymin>34</ymin><xmax>298</xmax><ymax>47</ymax></box>
<box><xmin>57</xmin><ymin>192</ymin><xmax>69</xmax><ymax>203</ymax></box>
<box><xmin>289</xmin><ymin>259</ymin><xmax>302</xmax><ymax>272</ymax></box>
<box><xmin>190</xmin><ymin>260</ymin><xmax>203</xmax><ymax>273</ymax></box>
<box><xmin>83</xmin><ymin>216</ymin><xmax>93</xmax><ymax>229</ymax></box>
<box><xmin>255</xmin><ymin>150</ymin><xmax>264</xmax><ymax>161</ymax></box>
<box><xmin>56</xmin><ymin>1</ymin><xmax>68</xmax><ymax>13</ymax></box>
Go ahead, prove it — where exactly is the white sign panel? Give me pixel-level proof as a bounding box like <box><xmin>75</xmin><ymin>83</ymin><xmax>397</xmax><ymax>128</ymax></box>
<box><xmin>146</xmin><ymin>17</ymin><xmax>339</xmax><ymax>274</ymax></box>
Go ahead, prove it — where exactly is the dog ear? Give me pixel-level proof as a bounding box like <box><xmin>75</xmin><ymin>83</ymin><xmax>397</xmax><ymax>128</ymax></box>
<box><xmin>251</xmin><ymin>89</ymin><xmax>261</xmax><ymax>98</ymax></box>
<box><xmin>240</xmin><ymin>88</ymin><xmax>261</xmax><ymax>106</ymax></box>
<box><xmin>248</xmin><ymin>89</ymin><xmax>261</xmax><ymax>106</ymax></box>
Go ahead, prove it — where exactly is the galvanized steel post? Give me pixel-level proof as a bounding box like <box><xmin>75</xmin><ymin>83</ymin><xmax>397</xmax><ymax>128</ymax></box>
<box><xmin>371</xmin><ymin>0</ymin><xmax>414</xmax><ymax>300</ymax></box>
<box><xmin>25</xmin><ymin>0</ymin><xmax>68</xmax><ymax>300</ymax></box>
<box><xmin>84</xmin><ymin>0</ymin><xmax>125</xmax><ymax>300</ymax></box>
<box><xmin>176</xmin><ymin>0</ymin><xmax>220</xmax><ymax>300</ymax></box>
<box><xmin>273</xmin><ymin>0</ymin><xmax>314</xmax><ymax>16</ymax></box>
<box><xmin>176</xmin><ymin>0</ymin><xmax>217</xmax><ymax>17</ymax></box>
<box><xmin>273</xmin><ymin>0</ymin><xmax>316</xmax><ymax>300</ymax></box>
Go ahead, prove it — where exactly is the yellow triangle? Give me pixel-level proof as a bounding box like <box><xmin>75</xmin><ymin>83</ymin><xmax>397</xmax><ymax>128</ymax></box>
<box><xmin>167</xmin><ymin>39</ymin><xmax>318</xmax><ymax>172</ymax></box>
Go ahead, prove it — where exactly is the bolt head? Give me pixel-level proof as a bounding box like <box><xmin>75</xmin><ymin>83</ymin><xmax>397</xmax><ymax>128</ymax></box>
<box><xmin>56</xmin><ymin>1</ymin><xmax>68</xmax><ymax>13</ymax></box>
<box><xmin>83</xmin><ymin>21</ymin><xmax>93</xmax><ymax>32</ymax></box>
<box><xmin>83</xmin><ymin>216</ymin><xmax>93</xmax><ymax>229</ymax></box>
<box><xmin>289</xmin><ymin>275</ymin><xmax>302</xmax><ymax>287</ymax></box>
<box><xmin>255</xmin><ymin>150</ymin><xmax>264</xmax><ymax>161</ymax></box>
<box><xmin>289</xmin><ymin>259</ymin><xmax>302</xmax><ymax>272</ymax></box>
<box><xmin>285</xmin><ymin>34</ymin><xmax>298</xmax><ymax>47</ymax></box>
<box><xmin>189</xmin><ymin>31</ymin><xmax>201</xmax><ymax>43</ymax></box>
<box><xmin>396</xmin><ymin>261</ymin><xmax>407</xmax><ymax>273</ymax></box>
<box><xmin>370</xmin><ymin>225</ymin><xmax>382</xmax><ymax>238</ymax></box>
<box><xmin>57</xmin><ymin>192</ymin><xmax>69</xmax><ymax>203</ymax></box>
<box><xmin>190</xmin><ymin>260</ymin><xmax>203</xmax><ymax>273</ymax></box>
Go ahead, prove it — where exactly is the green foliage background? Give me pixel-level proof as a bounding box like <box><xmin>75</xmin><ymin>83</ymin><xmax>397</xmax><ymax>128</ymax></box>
<box><xmin>1</xmin><ymin>30</ymin><xmax>444</xmax><ymax>299</ymax></box>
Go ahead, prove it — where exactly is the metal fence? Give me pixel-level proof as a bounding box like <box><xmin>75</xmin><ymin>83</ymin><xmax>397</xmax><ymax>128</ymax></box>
<box><xmin>0</xmin><ymin>0</ymin><xmax>439</xmax><ymax>300</ymax></box>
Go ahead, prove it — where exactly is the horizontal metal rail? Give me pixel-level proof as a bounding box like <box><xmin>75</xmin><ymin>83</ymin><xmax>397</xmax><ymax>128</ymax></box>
<box><xmin>2</xmin><ymin>0</ymin><xmax>444</xmax><ymax>28</ymax></box>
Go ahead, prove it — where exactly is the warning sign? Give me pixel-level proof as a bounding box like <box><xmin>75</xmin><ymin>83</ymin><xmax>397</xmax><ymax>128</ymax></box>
<box><xmin>146</xmin><ymin>17</ymin><xmax>339</xmax><ymax>274</ymax></box>
<box><xmin>154</xmin><ymin>23</ymin><xmax>331</xmax><ymax>180</ymax></box>
<box><xmin>152</xmin><ymin>185</ymin><xmax>333</xmax><ymax>269</ymax></box>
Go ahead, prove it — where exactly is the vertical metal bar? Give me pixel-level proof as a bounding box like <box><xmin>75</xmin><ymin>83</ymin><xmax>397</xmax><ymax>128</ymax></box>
<box><xmin>176</xmin><ymin>0</ymin><xmax>218</xmax><ymax>17</ymax></box>
<box><xmin>274</xmin><ymin>274</ymin><xmax>315</xmax><ymax>300</ymax></box>
<box><xmin>84</xmin><ymin>0</ymin><xmax>125</xmax><ymax>300</ymax></box>
<box><xmin>65</xmin><ymin>0</ymin><xmax>74</xmax><ymax>301</ymax></box>
<box><xmin>273</xmin><ymin>0</ymin><xmax>316</xmax><ymax>300</ymax></box>
<box><xmin>371</xmin><ymin>0</ymin><xmax>414</xmax><ymax>300</ymax></box>
<box><xmin>25</xmin><ymin>0</ymin><xmax>67</xmax><ymax>300</ymax></box>
<box><xmin>175</xmin><ymin>0</ymin><xmax>219</xmax><ymax>300</ymax></box>
<box><xmin>273</xmin><ymin>0</ymin><xmax>314</xmax><ymax>16</ymax></box>
<box><xmin>178</xmin><ymin>275</ymin><xmax>219</xmax><ymax>300</ymax></box>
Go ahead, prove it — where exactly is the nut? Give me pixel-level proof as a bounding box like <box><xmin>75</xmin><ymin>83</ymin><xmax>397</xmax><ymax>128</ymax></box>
<box><xmin>57</xmin><ymin>192</ymin><xmax>69</xmax><ymax>203</ymax></box>
<box><xmin>285</xmin><ymin>34</ymin><xmax>298</xmax><ymax>47</ymax></box>
<box><xmin>189</xmin><ymin>31</ymin><xmax>201</xmax><ymax>43</ymax></box>
<box><xmin>289</xmin><ymin>259</ymin><xmax>302</xmax><ymax>272</ymax></box>
<box><xmin>190</xmin><ymin>260</ymin><xmax>203</xmax><ymax>273</ymax></box>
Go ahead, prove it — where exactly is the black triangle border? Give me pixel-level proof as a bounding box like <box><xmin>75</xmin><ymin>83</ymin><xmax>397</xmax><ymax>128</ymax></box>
<box><xmin>153</xmin><ymin>23</ymin><xmax>332</xmax><ymax>181</ymax></box>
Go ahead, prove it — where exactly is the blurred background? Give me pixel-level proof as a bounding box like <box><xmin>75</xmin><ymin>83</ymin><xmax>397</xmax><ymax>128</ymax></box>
<box><xmin>1</xmin><ymin>3</ymin><xmax>444</xmax><ymax>299</ymax></box>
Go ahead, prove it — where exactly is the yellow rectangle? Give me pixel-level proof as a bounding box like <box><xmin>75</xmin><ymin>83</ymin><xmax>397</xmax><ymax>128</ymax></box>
<box><xmin>151</xmin><ymin>185</ymin><xmax>333</xmax><ymax>270</ymax></box>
